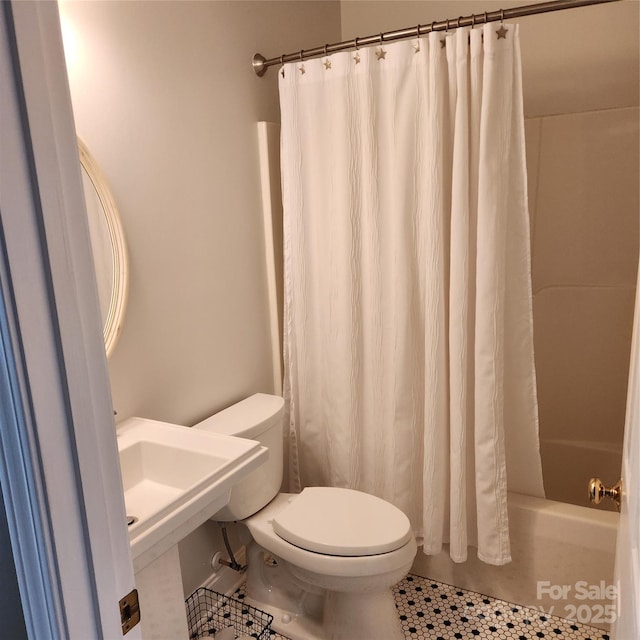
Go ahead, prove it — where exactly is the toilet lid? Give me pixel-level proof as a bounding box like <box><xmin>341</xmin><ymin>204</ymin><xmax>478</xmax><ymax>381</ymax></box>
<box><xmin>272</xmin><ymin>487</ymin><xmax>412</xmax><ymax>556</ymax></box>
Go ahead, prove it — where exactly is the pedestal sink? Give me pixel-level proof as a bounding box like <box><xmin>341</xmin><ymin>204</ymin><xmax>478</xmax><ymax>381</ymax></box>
<box><xmin>117</xmin><ymin>416</ymin><xmax>268</xmax><ymax>639</ymax></box>
<box><xmin>117</xmin><ymin>416</ymin><xmax>268</xmax><ymax>572</ymax></box>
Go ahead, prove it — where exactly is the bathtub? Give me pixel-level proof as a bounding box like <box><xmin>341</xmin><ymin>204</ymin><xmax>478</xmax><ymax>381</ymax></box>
<box><xmin>411</xmin><ymin>493</ymin><xmax>619</xmax><ymax>630</ymax></box>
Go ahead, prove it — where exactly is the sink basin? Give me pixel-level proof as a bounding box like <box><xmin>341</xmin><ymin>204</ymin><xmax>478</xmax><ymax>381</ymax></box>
<box><xmin>117</xmin><ymin>417</ymin><xmax>268</xmax><ymax>570</ymax></box>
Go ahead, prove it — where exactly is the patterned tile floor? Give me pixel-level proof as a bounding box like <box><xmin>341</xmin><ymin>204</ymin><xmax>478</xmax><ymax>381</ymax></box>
<box><xmin>393</xmin><ymin>575</ymin><xmax>610</xmax><ymax>640</ymax></box>
<box><xmin>190</xmin><ymin>574</ymin><xmax>610</xmax><ymax>639</ymax></box>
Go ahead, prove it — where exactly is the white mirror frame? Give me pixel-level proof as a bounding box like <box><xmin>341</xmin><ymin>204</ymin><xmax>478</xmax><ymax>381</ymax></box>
<box><xmin>78</xmin><ymin>138</ymin><xmax>129</xmax><ymax>357</ymax></box>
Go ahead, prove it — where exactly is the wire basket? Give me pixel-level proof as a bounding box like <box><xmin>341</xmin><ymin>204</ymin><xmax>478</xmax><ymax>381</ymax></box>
<box><xmin>185</xmin><ymin>587</ymin><xmax>274</xmax><ymax>639</ymax></box>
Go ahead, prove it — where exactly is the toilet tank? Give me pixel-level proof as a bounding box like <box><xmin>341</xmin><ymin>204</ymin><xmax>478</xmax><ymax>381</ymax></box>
<box><xmin>193</xmin><ymin>393</ymin><xmax>284</xmax><ymax>521</ymax></box>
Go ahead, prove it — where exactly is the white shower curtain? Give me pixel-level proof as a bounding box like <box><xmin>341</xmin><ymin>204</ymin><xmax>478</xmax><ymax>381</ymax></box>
<box><xmin>279</xmin><ymin>23</ymin><xmax>544</xmax><ymax>565</ymax></box>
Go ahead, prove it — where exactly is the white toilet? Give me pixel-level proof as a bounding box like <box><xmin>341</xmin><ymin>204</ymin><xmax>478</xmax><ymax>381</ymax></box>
<box><xmin>194</xmin><ymin>393</ymin><xmax>417</xmax><ymax>640</ymax></box>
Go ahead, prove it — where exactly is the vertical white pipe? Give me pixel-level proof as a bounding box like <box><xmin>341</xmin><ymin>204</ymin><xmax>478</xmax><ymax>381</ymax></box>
<box><xmin>257</xmin><ymin>122</ymin><xmax>284</xmax><ymax>396</ymax></box>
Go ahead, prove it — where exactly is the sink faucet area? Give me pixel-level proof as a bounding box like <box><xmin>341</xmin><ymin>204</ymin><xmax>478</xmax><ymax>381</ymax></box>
<box><xmin>116</xmin><ymin>416</ymin><xmax>268</xmax><ymax>572</ymax></box>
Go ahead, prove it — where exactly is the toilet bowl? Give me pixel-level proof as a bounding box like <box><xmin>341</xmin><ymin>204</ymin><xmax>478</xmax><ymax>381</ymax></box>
<box><xmin>193</xmin><ymin>394</ymin><xmax>417</xmax><ymax>640</ymax></box>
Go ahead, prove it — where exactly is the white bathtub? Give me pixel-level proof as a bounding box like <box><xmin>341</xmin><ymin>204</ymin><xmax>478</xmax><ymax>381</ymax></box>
<box><xmin>412</xmin><ymin>493</ymin><xmax>618</xmax><ymax>630</ymax></box>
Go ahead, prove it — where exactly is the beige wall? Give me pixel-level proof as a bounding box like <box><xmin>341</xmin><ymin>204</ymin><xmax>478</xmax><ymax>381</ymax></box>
<box><xmin>341</xmin><ymin>0</ymin><xmax>639</xmax><ymax>118</ymax></box>
<box><xmin>59</xmin><ymin>0</ymin><xmax>341</xmax><ymax>427</ymax></box>
<box><xmin>59</xmin><ymin>0</ymin><xmax>341</xmax><ymax>597</ymax></box>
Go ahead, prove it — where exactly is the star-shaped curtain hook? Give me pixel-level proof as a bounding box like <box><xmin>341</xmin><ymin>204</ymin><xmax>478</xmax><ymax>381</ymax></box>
<box><xmin>413</xmin><ymin>24</ymin><xmax>421</xmax><ymax>53</ymax></box>
<box><xmin>375</xmin><ymin>33</ymin><xmax>386</xmax><ymax>60</ymax></box>
<box><xmin>322</xmin><ymin>44</ymin><xmax>332</xmax><ymax>70</ymax></box>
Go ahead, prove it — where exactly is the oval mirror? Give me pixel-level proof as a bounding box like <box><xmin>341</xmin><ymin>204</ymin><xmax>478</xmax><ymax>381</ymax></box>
<box><xmin>78</xmin><ymin>138</ymin><xmax>129</xmax><ymax>357</ymax></box>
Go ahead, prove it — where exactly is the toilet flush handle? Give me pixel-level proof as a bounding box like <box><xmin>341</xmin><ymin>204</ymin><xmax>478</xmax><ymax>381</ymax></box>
<box><xmin>588</xmin><ymin>477</ymin><xmax>622</xmax><ymax>511</ymax></box>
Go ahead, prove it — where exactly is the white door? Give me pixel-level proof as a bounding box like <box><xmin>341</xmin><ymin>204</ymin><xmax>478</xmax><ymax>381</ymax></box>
<box><xmin>612</xmin><ymin>260</ymin><xmax>640</xmax><ymax>639</ymax></box>
<box><xmin>1</xmin><ymin>2</ymin><xmax>139</xmax><ymax>638</ymax></box>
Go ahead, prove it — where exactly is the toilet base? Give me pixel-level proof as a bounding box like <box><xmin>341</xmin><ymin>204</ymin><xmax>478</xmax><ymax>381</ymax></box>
<box><xmin>245</xmin><ymin>543</ymin><xmax>405</xmax><ymax>640</ymax></box>
<box><xmin>246</xmin><ymin>585</ymin><xmax>404</xmax><ymax>640</ymax></box>
<box><xmin>323</xmin><ymin>589</ymin><xmax>404</xmax><ymax>640</ymax></box>
<box><xmin>244</xmin><ymin>595</ymin><xmax>324</xmax><ymax>640</ymax></box>
<box><xmin>245</xmin><ymin>593</ymin><xmax>404</xmax><ymax>640</ymax></box>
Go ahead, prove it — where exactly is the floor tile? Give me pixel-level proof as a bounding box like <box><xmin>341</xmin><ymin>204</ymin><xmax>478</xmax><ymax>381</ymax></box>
<box><xmin>188</xmin><ymin>575</ymin><xmax>610</xmax><ymax>639</ymax></box>
<box><xmin>393</xmin><ymin>575</ymin><xmax>610</xmax><ymax>640</ymax></box>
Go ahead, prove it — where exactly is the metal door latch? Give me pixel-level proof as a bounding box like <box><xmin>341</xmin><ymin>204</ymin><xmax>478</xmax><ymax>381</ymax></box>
<box><xmin>119</xmin><ymin>589</ymin><xmax>140</xmax><ymax>635</ymax></box>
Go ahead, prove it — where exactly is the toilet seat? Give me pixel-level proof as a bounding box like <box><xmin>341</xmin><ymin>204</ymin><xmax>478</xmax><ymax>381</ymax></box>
<box><xmin>244</xmin><ymin>493</ymin><xmax>417</xmax><ymax>579</ymax></box>
<box><xmin>272</xmin><ymin>487</ymin><xmax>412</xmax><ymax>557</ymax></box>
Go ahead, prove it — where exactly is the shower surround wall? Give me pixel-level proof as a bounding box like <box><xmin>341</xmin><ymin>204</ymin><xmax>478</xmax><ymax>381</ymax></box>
<box><xmin>526</xmin><ymin>107</ymin><xmax>639</xmax><ymax>509</ymax></box>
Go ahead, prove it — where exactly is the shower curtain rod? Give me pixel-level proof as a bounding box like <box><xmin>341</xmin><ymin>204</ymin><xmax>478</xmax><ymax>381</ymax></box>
<box><xmin>252</xmin><ymin>0</ymin><xmax>621</xmax><ymax>76</ymax></box>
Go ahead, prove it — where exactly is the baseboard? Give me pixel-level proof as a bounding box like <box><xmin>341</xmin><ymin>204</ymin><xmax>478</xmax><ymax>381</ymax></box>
<box><xmin>201</xmin><ymin>545</ymin><xmax>247</xmax><ymax>596</ymax></box>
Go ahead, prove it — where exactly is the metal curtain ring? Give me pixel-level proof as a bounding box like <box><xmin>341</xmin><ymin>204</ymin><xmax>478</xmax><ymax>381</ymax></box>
<box><xmin>299</xmin><ymin>49</ymin><xmax>304</xmax><ymax>62</ymax></box>
<box><xmin>354</xmin><ymin>36</ymin><xmax>359</xmax><ymax>50</ymax></box>
<box><xmin>484</xmin><ymin>11</ymin><xmax>488</xmax><ymax>24</ymax></box>
<box><xmin>501</xmin><ymin>8</ymin><xmax>505</xmax><ymax>22</ymax></box>
<box><xmin>431</xmin><ymin>20</ymin><xmax>437</xmax><ymax>34</ymax></box>
<box><xmin>324</xmin><ymin>44</ymin><xmax>328</xmax><ymax>56</ymax></box>
<box><xmin>445</xmin><ymin>18</ymin><xmax>450</xmax><ymax>31</ymax></box>
<box><xmin>379</xmin><ymin>32</ymin><xmax>383</xmax><ymax>44</ymax></box>
<box><xmin>457</xmin><ymin>16</ymin><xmax>462</xmax><ymax>29</ymax></box>
<box><xmin>416</xmin><ymin>24</ymin><xmax>420</xmax><ymax>38</ymax></box>
<box><xmin>280</xmin><ymin>54</ymin><xmax>284</xmax><ymax>65</ymax></box>
<box><xmin>471</xmin><ymin>13</ymin><xmax>476</xmax><ymax>27</ymax></box>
